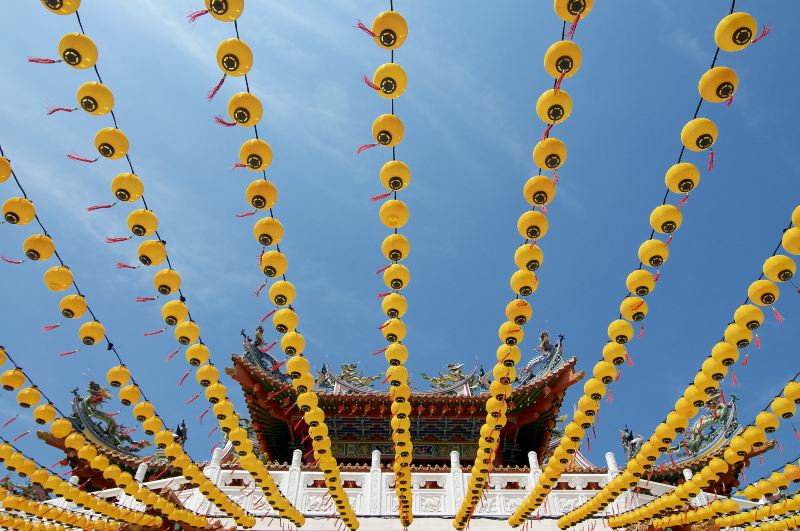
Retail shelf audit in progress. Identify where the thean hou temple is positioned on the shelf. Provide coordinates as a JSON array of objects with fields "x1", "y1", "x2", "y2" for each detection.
[{"x1": 2, "y1": 1, "x2": 800, "y2": 531}]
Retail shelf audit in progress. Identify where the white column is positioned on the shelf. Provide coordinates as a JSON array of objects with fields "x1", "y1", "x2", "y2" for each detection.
[
  {"x1": 528, "y1": 451, "x2": 541, "y2": 486},
  {"x1": 204, "y1": 447, "x2": 223, "y2": 485},
  {"x1": 285, "y1": 449, "x2": 303, "y2": 507},
  {"x1": 450, "y1": 450, "x2": 464, "y2": 513},
  {"x1": 366, "y1": 449, "x2": 382, "y2": 514},
  {"x1": 683, "y1": 468, "x2": 707, "y2": 507},
  {"x1": 605, "y1": 452, "x2": 620, "y2": 478},
  {"x1": 134, "y1": 463, "x2": 148, "y2": 482}
]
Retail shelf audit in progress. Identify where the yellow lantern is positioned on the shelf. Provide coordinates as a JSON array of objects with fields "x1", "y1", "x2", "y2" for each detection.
[
  {"x1": 783, "y1": 381, "x2": 800, "y2": 403},
  {"x1": 372, "y1": 114, "x2": 404, "y2": 147},
  {"x1": 227, "y1": 92, "x2": 262, "y2": 126},
  {"x1": 638, "y1": 239, "x2": 669, "y2": 267},
  {"x1": 196, "y1": 364, "x2": 219, "y2": 387},
  {"x1": 246, "y1": 179, "x2": 278, "y2": 209},
  {"x1": 665, "y1": 162, "x2": 700, "y2": 194},
  {"x1": 185, "y1": 344, "x2": 210, "y2": 367},
  {"x1": 782, "y1": 227, "x2": 800, "y2": 255},
  {"x1": 554, "y1": 0, "x2": 594, "y2": 22},
  {"x1": 517, "y1": 210, "x2": 549, "y2": 240},
  {"x1": 698, "y1": 67, "x2": 738, "y2": 103},
  {"x1": 681, "y1": 118, "x2": 717, "y2": 151},
  {"x1": 273, "y1": 307, "x2": 299, "y2": 333},
  {"x1": 77, "y1": 81, "x2": 114, "y2": 116},
  {"x1": 16, "y1": 386, "x2": 41, "y2": 408},
  {"x1": 137, "y1": 239, "x2": 166, "y2": 266},
  {"x1": 142, "y1": 416, "x2": 163, "y2": 436},
  {"x1": 78, "y1": 320, "x2": 105, "y2": 345},
  {"x1": 0, "y1": 156, "x2": 10, "y2": 183},
  {"x1": 40, "y1": 0, "x2": 81, "y2": 15},
  {"x1": 287, "y1": 356, "x2": 310, "y2": 380},
  {"x1": 373, "y1": 63, "x2": 407, "y2": 99},
  {"x1": 94, "y1": 128, "x2": 129, "y2": 160},
  {"x1": 711, "y1": 341, "x2": 739, "y2": 366},
  {"x1": 133, "y1": 401, "x2": 155, "y2": 422},
  {"x1": 747, "y1": 279, "x2": 779, "y2": 306},
  {"x1": 514, "y1": 243, "x2": 544, "y2": 272},
  {"x1": 755, "y1": 410, "x2": 780, "y2": 433},
  {"x1": 239, "y1": 139, "x2": 273, "y2": 171},
  {"x1": 119, "y1": 384, "x2": 141, "y2": 406},
  {"x1": 58, "y1": 33, "x2": 97, "y2": 69},
  {"x1": 384, "y1": 264, "x2": 410, "y2": 290},
  {"x1": 2, "y1": 197, "x2": 36, "y2": 225},
  {"x1": 523, "y1": 176, "x2": 557, "y2": 206},
  {"x1": 253, "y1": 217, "x2": 284, "y2": 246},
  {"x1": 701, "y1": 357, "x2": 726, "y2": 381},
  {"x1": 382, "y1": 233, "x2": 410, "y2": 262},
  {"x1": 22, "y1": 234, "x2": 55, "y2": 261},
  {"x1": 626, "y1": 269, "x2": 656, "y2": 296},
  {"x1": 505, "y1": 299, "x2": 532, "y2": 325},
  {"x1": 536, "y1": 89, "x2": 572, "y2": 125},
  {"x1": 205, "y1": 382, "x2": 227, "y2": 403},
  {"x1": 43, "y1": 266, "x2": 73, "y2": 292},
  {"x1": 370, "y1": 11, "x2": 408, "y2": 50},
  {"x1": 127, "y1": 209, "x2": 158, "y2": 237},
  {"x1": 593, "y1": 360, "x2": 616, "y2": 384},
  {"x1": 385, "y1": 343, "x2": 409, "y2": 366},
  {"x1": 380, "y1": 160, "x2": 411, "y2": 191},
  {"x1": 531, "y1": 141, "x2": 568, "y2": 178},
  {"x1": 510, "y1": 269, "x2": 538, "y2": 296},
  {"x1": 650, "y1": 204, "x2": 683, "y2": 234},
  {"x1": 381, "y1": 318, "x2": 406, "y2": 342},
  {"x1": 175, "y1": 320, "x2": 200, "y2": 345},
  {"x1": 260, "y1": 250, "x2": 288, "y2": 278},
  {"x1": 379, "y1": 199, "x2": 409, "y2": 229},
  {"x1": 216, "y1": 38, "x2": 253, "y2": 76},
  {"x1": 734, "y1": 304, "x2": 764, "y2": 330},
  {"x1": 723, "y1": 322, "x2": 751, "y2": 348},
  {"x1": 33, "y1": 403, "x2": 56, "y2": 425},
  {"x1": 763, "y1": 255, "x2": 796, "y2": 282},
  {"x1": 608, "y1": 319, "x2": 634, "y2": 344},
  {"x1": 50, "y1": 418, "x2": 73, "y2": 438},
  {"x1": 544, "y1": 40, "x2": 582, "y2": 79},
  {"x1": 715, "y1": 12, "x2": 758, "y2": 52},
  {"x1": 153, "y1": 268, "x2": 181, "y2": 295},
  {"x1": 620, "y1": 297, "x2": 648, "y2": 322},
  {"x1": 281, "y1": 331, "x2": 305, "y2": 355},
  {"x1": 602, "y1": 342, "x2": 627, "y2": 365},
  {"x1": 772, "y1": 397, "x2": 795, "y2": 419},
  {"x1": 269, "y1": 280, "x2": 295, "y2": 306}
]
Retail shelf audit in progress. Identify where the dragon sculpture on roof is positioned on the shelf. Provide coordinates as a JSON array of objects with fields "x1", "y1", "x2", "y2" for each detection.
[{"x1": 71, "y1": 381, "x2": 151, "y2": 454}]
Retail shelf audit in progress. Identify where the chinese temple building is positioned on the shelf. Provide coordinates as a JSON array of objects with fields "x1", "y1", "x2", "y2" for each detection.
[{"x1": 35, "y1": 333, "x2": 771, "y2": 529}]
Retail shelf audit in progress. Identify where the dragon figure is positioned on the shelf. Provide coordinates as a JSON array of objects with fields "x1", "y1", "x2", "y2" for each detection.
[
  {"x1": 316, "y1": 363, "x2": 380, "y2": 391},
  {"x1": 72, "y1": 381, "x2": 151, "y2": 453},
  {"x1": 669, "y1": 392, "x2": 738, "y2": 457},
  {"x1": 420, "y1": 363, "x2": 470, "y2": 389},
  {"x1": 519, "y1": 331, "x2": 565, "y2": 385}
]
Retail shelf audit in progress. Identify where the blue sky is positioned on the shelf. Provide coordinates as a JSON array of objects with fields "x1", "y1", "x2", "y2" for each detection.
[{"x1": 1, "y1": 0, "x2": 799, "y2": 490}]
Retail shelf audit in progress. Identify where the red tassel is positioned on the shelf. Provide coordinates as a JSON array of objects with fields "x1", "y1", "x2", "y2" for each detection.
[
  {"x1": 255, "y1": 282, "x2": 267, "y2": 297},
  {"x1": 614, "y1": 369, "x2": 622, "y2": 382},
  {"x1": 777, "y1": 439, "x2": 783, "y2": 455},
  {"x1": 0, "y1": 255, "x2": 24, "y2": 264},
  {"x1": 377, "y1": 322, "x2": 389, "y2": 330},
  {"x1": 164, "y1": 348, "x2": 180, "y2": 362},
  {"x1": 357, "y1": 143, "x2": 377, "y2": 154},
  {"x1": 541, "y1": 123, "x2": 553, "y2": 141},
  {"x1": 792, "y1": 423, "x2": 800, "y2": 441},
  {"x1": 707, "y1": 148, "x2": 714, "y2": 172},
  {"x1": 720, "y1": 389, "x2": 727, "y2": 404},
  {"x1": 12, "y1": 430, "x2": 31, "y2": 442},
  {"x1": 591, "y1": 425, "x2": 597, "y2": 439},
  {"x1": 235, "y1": 210, "x2": 256, "y2": 218},
  {"x1": 186, "y1": 9, "x2": 208, "y2": 22},
  {"x1": 214, "y1": 115, "x2": 237, "y2": 127},
  {"x1": 66, "y1": 152, "x2": 98, "y2": 163},
  {"x1": 740, "y1": 353, "x2": 749, "y2": 367},
  {"x1": 606, "y1": 391, "x2": 613, "y2": 404},
  {"x1": 541, "y1": 205, "x2": 548, "y2": 215},
  {"x1": 371, "y1": 346, "x2": 388, "y2": 355},
  {"x1": 207, "y1": 75, "x2": 226, "y2": 101},
  {"x1": 231, "y1": 162, "x2": 247, "y2": 170},
  {"x1": 355, "y1": 20, "x2": 377, "y2": 37},
  {"x1": 725, "y1": 95, "x2": 734, "y2": 107},
  {"x1": 259, "y1": 341, "x2": 278, "y2": 353},
  {"x1": 136, "y1": 296, "x2": 157, "y2": 303},
  {"x1": 773, "y1": 306, "x2": 785, "y2": 323},
  {"x1": 2, "y1": 415, "x2": 18, "y2": 428},
  {"x1": 755, "y1": 333, "x2": 761, "y2": 348},
  {"x1": 260, "y1": 308, "x2": 277, "y2": 323},
  {"x1": 731, "y1": 369, "x2": 739, "y2": 386},
  {"x1": 678, "y1": 194, "x2": 690, "y2": 208},
  {"x1": 185, "y1": 393, "x2": 201, "y2": 404},
  {"x1": 370, "y1": 192, "x2": 392, "y2": 201},
  {"x1": 362, "y1": 75, "x2": 380, "y2": 91},
  {"x1": 42, "y1": 323, "x2": 61, "y2": 332},
  {"x1": 375, "y1": 264, "x2": 391, "y2": 274},
  {"x1": 47, "y1": 106, "x2": 77, "y2": 115},
  {"x1": 105, "y1": 236, "x2": 131, "y2": 244},
  {"x1": 653, "y1": 271, "x2": 661, "y2": 282},
  {"x1": 58, "y1": 349, "x2": 79, "y2": 357},
  {"x1": 553, "y1": 169, "x2": 559, "y2": 185},
  {"x1": 208, "y1": 426, "x2": 218, "y2": 438},
  {"x1": 179, "y1": 371, "x2": 189, "y2": 386},
  {"x1": 554, "y1": 73, "x2": 565, "y2": 92},
  {"x1": 638, "y1": 324, "x2": 645, "y2": 338},
  {"x1": 669, "y1": 453, "x2": 676, "y2": 466},
  {"x1": 665, "y1": 235, "x2": 673, "y2": 247},
  {"x1": 143, "y1": 328, "x2": 165, "y2": 336},
  {"x1": 115, "y1": 262, "x2": 138, "y2": 269},
  {"x1": 759, "y1": 454, "x2": 764, "y2": 466},
  {"x1": 381, "y1": 375, "x2": 390, "y2": 385},
  {"x1": 586, "y1": 437, "x2": 591, "y2": 452},
  {"x1": 751, "y1": 24, "x2": 773, "y2": 44},
  {"x1": 565, "y1": 13, "x2": 581, "y2": 39},
  {"x1": 27, "y1": 57, "x2": 60, "y2": 64},
  {"x1": 626, "y1": 352, "x2": 634, "y2": 367},
  {"x1": 86, "y1": 202, "x2": 116, "y2": 211},
  {"x1": 377, "y1": 291, "x2": 392, "y2": 298},
  {"x1": 270, "y1": 359, "x2": 287, "y2": 372},
  {"x1": 199, "y1": 408, "x2": 209, "y2": 423}
]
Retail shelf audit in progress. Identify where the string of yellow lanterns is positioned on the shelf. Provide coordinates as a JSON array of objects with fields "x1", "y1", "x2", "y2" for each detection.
[
  {"x1": 511, "y1": 6, "x2": 774, "y2": 526},
  {"x1": 716, "y1": 492, "x2": 800, "y2": 531},
  {"x1": 27, "y1": 0, "x2": 307, "y2": 525},
  {"x1": 187, "y1": 0, "x2": 356, "y2": 526},
  {"x1": 607, "y1": 376, "x2": 800, "y2": 529},
  {"x1": 0, "y1": 435, "x2": 155, "y2": 529},
  {"x1": 449, "y1": 0, "x2": 595, "y2": 527},
  {"x1": 356, "y1": 3, "x2": 414, "y2": 525},
  {"x1": 556, "y1": 203, "x2": 799, "y2": 528},
  {"x1": 0, "y1": 144, "x2": 219, "y2": 527}
]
